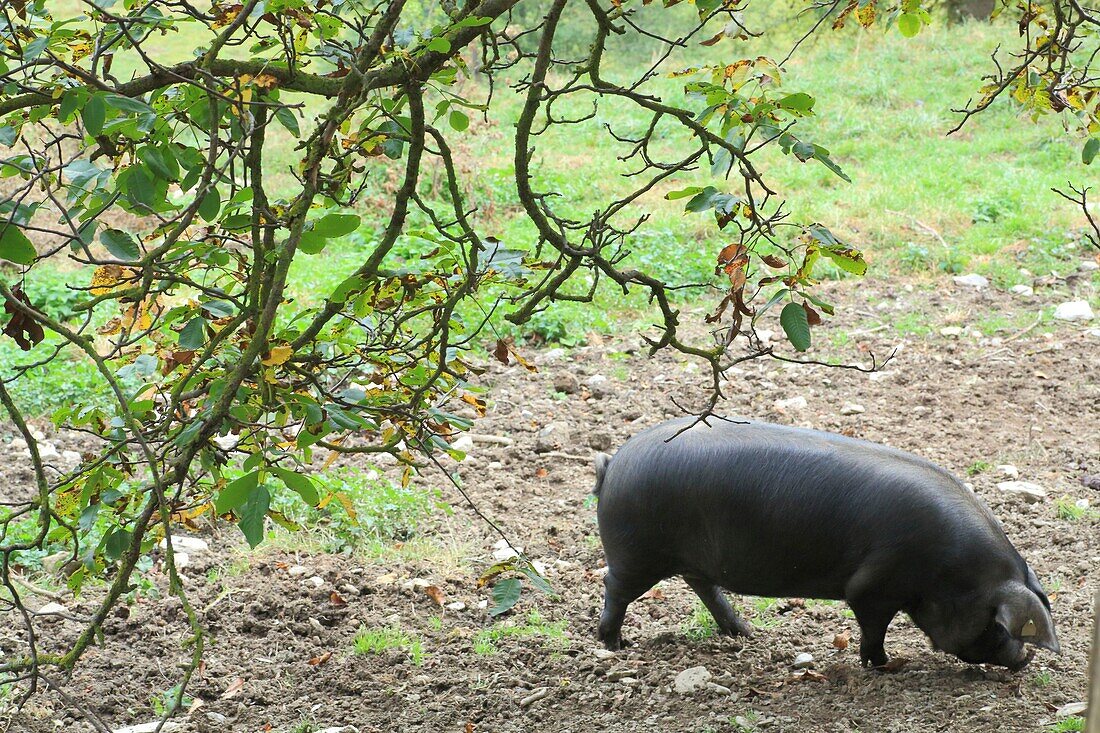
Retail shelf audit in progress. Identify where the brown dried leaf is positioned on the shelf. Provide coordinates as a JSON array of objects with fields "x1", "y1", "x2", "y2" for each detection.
[
  {"x1": 425, "y1": 585, "x2": 446, "y2": 607},
  {"x1": 802, "y1": 302, "x2": 822, "y2": 326},
  {"x1": 761, "y1": 254, "x2": 787, "y2": 268},
  {"x1": 221, "y1": 677, "x2": 245, "y2": 699},
  {"x1": 832, "y1": 629, "x2": 852, "y2": 650},
  {"x1": 307, "y1": 651, "x2": 332, "y2": 667},
  {"x1": 493, "y1": 339, "x2": 510, "y2": 365},
  {"x1": 2, "y1": 286, "x2": 45, "y2": 351},
  {"x1": 641, "y1": 588, "x2": 665, "y2": 600},
  {"x1": 329, "y1": 591, "x2": 347, "y2": 606},
  {"x1": 535, "y1": 467, "x2": 549, "y2": 478},
  {"x1": 460, "y1": 393, "x2": 487, "y2": 417}
]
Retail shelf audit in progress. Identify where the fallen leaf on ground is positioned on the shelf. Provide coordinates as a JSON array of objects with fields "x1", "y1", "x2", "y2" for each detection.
[
  {"x1": 833, "y1": 629, "x2": 851, "y2": 650},
  {"x1": 221, "y1": 678, "x2": 245, "y2": 699},
  {"x1": 425, "y1": 585, "x2": 446, "y2": 606},
  {"x1": 307, "y1": 651, "x2": 332, "y2": 667}
]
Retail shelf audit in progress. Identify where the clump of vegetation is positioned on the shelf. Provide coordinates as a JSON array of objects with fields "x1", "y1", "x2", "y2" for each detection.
[
  {"x1": 1054, "y1": 497, "x2": 1097, "y2": 522},
  {"x1": 352, "y1": 626, "x2": 425, "y2": 666},
  {"x1": 683, "y1": 599, "x2": 719, "y2": 641},
  {"x1": 1046, "y1": 717, "x2": 1084, "y2": 733},
  {"x1": 473, "y1": 609, "x2": 568, "y2": 656}
]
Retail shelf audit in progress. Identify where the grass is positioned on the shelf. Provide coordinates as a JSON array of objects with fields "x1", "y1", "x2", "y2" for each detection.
[
  {"x1": 352, "y1": 625, "x2": 425, "y2": 665},
  {"x1": 1054, "y1": 497, "x2": 1097, "y2": 522},
  {"x1": 472, "y1": 608, "x2": 569, "y2": 656},
  {"x1": 1047, "y1": 718, "x2": 1084, "y2": 733},
  {"x1": 683, "y1": 599, "x2": 719, "y2": 641}
]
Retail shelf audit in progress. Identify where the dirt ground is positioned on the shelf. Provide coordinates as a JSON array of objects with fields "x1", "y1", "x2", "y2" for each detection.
[{"x1": 2, "y1": 272, "x2": 1098, "y2": 733}]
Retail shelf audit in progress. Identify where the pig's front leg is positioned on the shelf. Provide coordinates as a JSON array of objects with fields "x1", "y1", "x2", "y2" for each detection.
[{"x1": 849, "y1": 596, "x2": 899, "y2": 668}]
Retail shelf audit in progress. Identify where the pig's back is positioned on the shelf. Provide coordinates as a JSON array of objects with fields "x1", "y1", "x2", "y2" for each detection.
[{"x1": 596, "y1": 418, "x2": 1009, "y2": 599}]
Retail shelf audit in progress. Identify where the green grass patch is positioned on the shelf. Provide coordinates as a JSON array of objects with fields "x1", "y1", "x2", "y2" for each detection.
[
  {"x1": 473, "y1": 608, "x2": 568, "y2": 656},
  {"x1": 352, "y1": 625, "x2": 425, "y2": 665},
  {"x1": 683, "y1": 599, "x2": 719, "y2": 641}
]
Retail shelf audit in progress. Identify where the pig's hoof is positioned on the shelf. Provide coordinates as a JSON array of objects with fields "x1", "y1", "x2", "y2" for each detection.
[
  {"x1": 720, "y1": 618, "x2": 754, "y2": 638},
  {"x1": 860, "y1": 651, "x2": 889, "y2": 669}
]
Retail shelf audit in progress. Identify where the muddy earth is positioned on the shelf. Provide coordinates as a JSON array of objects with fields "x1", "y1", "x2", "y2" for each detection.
[{"x1": 2, "y1": 274, "x2": 1098, "y2": 733}]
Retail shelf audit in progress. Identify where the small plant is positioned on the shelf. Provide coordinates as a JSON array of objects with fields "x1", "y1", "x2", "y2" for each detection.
[
  {"x1": 1054, "y1": 497, "x2": 1096, "y2": 521},
  {"x1": 730, "y1": 711, "x2": 761, "y2": 732},
  {"x1": 473, "y1": 608, "x2": 568, "y2": 655},
  {"x1": 1033, "y1": 671, "x2": 1052, "y2": 686},
  {"x1": 967, "y1": 461, "x2": 991, "y2": 476},
  {"x1": 1047, "y1": 717, "x2": 1084, "y2": 733},
  {"x1": 749, "y1": 597, "x2": 782, "y2": 629},
  {"x1": 151, "y1": 683, "x2": 192, "y2": 718},
  {"x1": 352, "y1": 626, "x2": 425, "y2": 665},
  {"x1": 683, "y1": 600, "x2": 718, "y2": 641}
]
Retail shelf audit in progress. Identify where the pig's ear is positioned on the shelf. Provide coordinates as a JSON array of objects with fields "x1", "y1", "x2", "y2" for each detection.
[{"x1": 995, "y1": 582, "x2": 1060, "y2": 653}]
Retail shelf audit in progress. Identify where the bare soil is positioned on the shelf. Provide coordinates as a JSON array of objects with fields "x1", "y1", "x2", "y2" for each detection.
[{"x1": 3, "y1": 274, "x2": 1099, "y2": 733}]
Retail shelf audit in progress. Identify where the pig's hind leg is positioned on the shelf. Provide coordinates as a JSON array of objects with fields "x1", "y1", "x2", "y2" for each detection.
[
  {"x1": 598, "y1": 570, "x2": 661, "y2": 651},
  {"x1": 684, "y1": 577, "x2": 754, "y2": 638}
]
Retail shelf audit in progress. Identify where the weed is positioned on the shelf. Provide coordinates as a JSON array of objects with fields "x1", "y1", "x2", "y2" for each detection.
[
  {"x1": 151, "y1": 683, "x2": 192, "y2": 718},
  {"x1": 1033, "y1": 671, "x2": 1052, "y2": 686},
  {"x1": 748, "y1": 597, "x2": 782, "y2": 629},
  {"x1": 473, "y1": 608, "x2": 568, "y2": 655},
  {"x1": 967, "y1": 461, "x2": 991, "y2": 476},
  {"x1": 730, "y1": 711, "x2": 761, "y2": 732},
  {"x1": 683, "y1": 600, "x2": 719, "y2": 641},
  {"x1": 352, "y1": 626, "x2": 425, "y2": 665},
  {"x1": 1046, "y1": 718, "x2": 1084, "y2": 733},
  {"x1": 1054, "y1": 497, "x2": 1096, "y2": 521}
]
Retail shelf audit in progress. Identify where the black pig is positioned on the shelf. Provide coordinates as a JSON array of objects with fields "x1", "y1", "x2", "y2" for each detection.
[{"x1": 593, "y1": 418, "x2": 1059, "y2": 670}]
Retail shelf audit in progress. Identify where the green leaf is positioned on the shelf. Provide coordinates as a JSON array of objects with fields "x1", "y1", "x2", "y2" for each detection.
[
  {"x1": 104, "y1": 94, "x2": 154, "y2": 115},
  {"x1": 59, "y1": 89, "x2": 85, "y2": 123},
  {"x1": 238, "y1": 484, "x2": 270, "y2": 548},
  {"x1": 0, "y1": 223, "x2": 36, "y2": 265},
  {"x1": 664, "y1": 186, "x2": 704, "y2": 201},
  {"x1": 777, "y1": 92, "x2": 815, "y2": 113},
  {"x1": 780, "y1": 301, "x2": 811, "y2": 352},
  {"x1": 104, "y1": 528, "x2": 132, "y2": 562},
  {"x1": 313, "y1": 213, "x2": 360, "y2": 238},
  {"x1": 198, "y1": 188, "x2": 221, "y2": 222},
  {"x1": 214, "y1": 470, "x2": 259, "y2": 514},
  {"x1": 178, "y1": 317, "x2": 206, "y2": 349},
  {"x1": 488, "y1": 578, "x2": 522, "y2": 616},
  {"x1": 274, "y1": 106, "x2": 300, "y2": 137},
  {"x1": 448, "y1": 109, "x2": 469, "y2": 131},
  {"x1": 519, "y1": 564, "x2": 554, "y2": 596},
  {"x1": 138, "y1": 146, "x2": 177, "y2": 181},
  {"x1": 818, "y1": 245, "x2": 868, "y2": 275},
  {"x1": 897, "y1": 12, "x2": 921, "y2": 37},
  {"x1": 427, "y1": 36, "x2": 452, "y2": 53},
  {"x1": 1083, "y1": 137, "x2": 1099, "y2": 165},
  {"x1": 271, "y1": 466, "x2": 320, "y2": 506},
  {"x1": 100, "y1": 229, "x2": 140, "y2": 261},
  {"x1": 0, "y1": 125, "x2": 16, "y2": 147},
  {"x1": 81, "y1": 95, "x2": 106, "y2": 136}
]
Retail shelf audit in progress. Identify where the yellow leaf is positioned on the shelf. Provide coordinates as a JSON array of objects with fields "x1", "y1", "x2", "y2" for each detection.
[
  {"x1": 90, "y1": 264, "x2": 125, "y2": 295},
  {"x1": 855, "y1": 2, "x2": 876, "y2": 27},
  {"x1": 262, "y1": 344, "x2": 293, "y2": 366}
]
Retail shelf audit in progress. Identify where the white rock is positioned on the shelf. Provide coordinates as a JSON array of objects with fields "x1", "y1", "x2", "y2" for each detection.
[
  {"x1": 1054, "y1": 702, "x2": 1087, "y2": 718},
  {"x1": 451, "y1": 435, "x2": 475, "y2": 452},
  {"x1": 792, "y1": 652, "x2": 815, "y2": 669},
  {"x1": 172, "y1": 552, "x2": 190, "y2": 569},
  {"x1": 41, "y1": 551, "x2": 70, "y2": 575},
  {"x1": 707, "y1": 682, "x2": 733, "y2": 695},
  {"x1": 840, "y1": 403, "x2": 865, "y2": 416},
  {"x1": 37, "y1": 602, "x2": 67, "y2": 615},
  {"x1": 37, "y1": 443, "x2": 60, "y2": 460},
  {"x1": 593, "y1": 648, "x2": 616, "y2": 660},
  {"x1": 159, "y1": 536, "x2": 209, "y2": 554},
  {"x1": 996, "y1": 481, "x2": 1047, "y2": 503},
  {"x1": 477, "y1": 599, "x2": 488, "y2": 609},
  {"x1": 1075, "y1": 499, "x2": 1090, "y2": 509},
  {"x1": 585, "y1": 374, "x2": 608, "y2": 388},
  {"x1": 1053, "y1": 300, "x2": 1094, "y2": 322},
  {"x1": 314, "y1": 727, "x2": 359, "y2": 733},
  {"x1": 113, "y1": 724, "x2": 184, "y2": 733},
  {"x1": 60, "y1": 450, "x2": 82, "y2": 465},
  {"x1": 10, "y1": 437, "x2": 27, "y2": 450},
  {"x1": 401, "y1": 578, "x2": 431, "y2": 591},
  {"x1": 492, "y1": 545, "x2": 521, "y2": 562},
  {"x1": 673, "y1": 666, "x2": 712, "y2": 694},
  {"x1": 755, "y1": 328, "x2": 775, "y2": 346},
  {"x1": 1079, "y1": 260, "x2": 1099, "y2": 272},
  {"x1": 488, "y1": 461, "x2": 503, "y2": 469},
  {"x1": 535, "y1": 422, "x2": 571, "y2": 453},
  {"x1": 939, "y1": 326, "x2": 963, "y2": 337},
  {"x1": 307, "y1": 576, "x2": 324, "y2": 588},
  {"x1": 953, "y1": 273, "x2": 989, "y2": 289},
  {"x1": 445, "y1": 601, "x2": 466, "y2": 611},
  {"x1": 287, "y1": 565, "x2": 311, "y2": 577},
  {"x1": 996, "y1": 464, "x2": 1019, "y2": 479},
  {"x1": 1009, "y1": 284, "x2": 1034, "y2": 296},
  {"x1": 29, "y1": 429, "x2": 46, "y2": 441},
  {"x1": 773, "y1": 396, "x2": 808, "y2": 411},
  {"x1": 1088, "y1": 329, "x2": 1100, "y2": 339},
  {"x1": 538, "y1": 348, "x2": 567, "y2": 364}
]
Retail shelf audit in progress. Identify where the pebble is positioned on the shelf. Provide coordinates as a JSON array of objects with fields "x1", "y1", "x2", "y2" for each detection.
[
  {"x1": 446, "y1": 601, "x2": 466, "y2": 611},
  {"x1": 492, "y1": 539, "x2": 523, "y2": 562},
  {"x1": 939, "y1": 326, "x2": 963, "y2": 337},
  {"x1": 773, "y1": 396, "x2": 808, "y2": 411},
  {"x1": 1054, "y1": 702, "x2": 1087, "y2": 718},
  {"x1": 173, "y1": 552, "x2": 190, "y2": 569},
  {"x1": 287, "y1": 565, "x2": 311, "y2": 577},
  {"x1": 996, "y1": 481, "x2": 1047, "y2": 503},
  {"x1": 535, "y1": 422, "x2": 571, "y2": 453},
  {"x1": 707, "y1": 682, "x2": 733, "y2": 695},
  {"x1": 593, "y1": 648, "x2": 616, "y2": 660},
  {"x1": 840, "y1": 403, "x2": 865, "y2": 416},
  {"x1": 673, "y1": 665, "x2": 712, "y2": 694},
  {"x1": 792, "y1": 652, "x2": 815, "y2": 669},
  {"x1": 159, "y1": 536, "x2": 210, "y2": 554},
  {"x1": 1009, "y1": 284, "x2": 1034, "y2": 296},
  {"x1": 315, "y1": 727, "x2": 360, "y2": 733},
  {"x1": 585, "y1": 374, "x2": 612, "y2": 398},
  {"x1": 451, "y1": 435, "x2": 474, "y2": 452},
  {"x1": 37, "y1": 602, "x2": 68, "y2": 616},
  {"x1": 953, "y1": 273, "x2": 989, "y2": 289},
  {"x1": 588, "y1": 432, "x2": 613, "y2": 451},
  {"x1": 61, "y1": 450, "x2": 82, "y2": 465},
  {"x1": 553, "y1": 374, "x2": 579, "y2": 394},
  {"x1": 1080, "y1": 260, "x2": 1099, "y2": 271},
  {"x1": 996, "y1": 464, "x2": 1020, "y2": 479},
  {"x1": 1052, "y1": 300, "x2": 1094, "y2": 322},
  {"x1": 307, "y1": 576, "x2": 325, "y2": 588}
]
